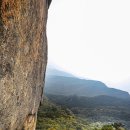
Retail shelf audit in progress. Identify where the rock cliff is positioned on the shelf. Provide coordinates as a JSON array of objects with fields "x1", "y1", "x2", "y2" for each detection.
[{"x1": 0, "y1": 0, "x2": 49, "y2": 129}]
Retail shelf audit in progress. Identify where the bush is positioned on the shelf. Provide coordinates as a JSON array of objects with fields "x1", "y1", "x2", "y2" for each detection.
[
  {"x1": 112, "y1": 123, "x2": 124, "y2": 129},
  {"x1": 101, "y1": 125, "x2": 114, "y2": 130}
]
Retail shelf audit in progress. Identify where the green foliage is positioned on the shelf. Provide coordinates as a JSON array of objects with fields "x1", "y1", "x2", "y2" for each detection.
[
  {"x1": 112, "y1": 123, "x2": 125, "y2": 130},
  {"x1": 101, "y1": 125, "x2": 114, "y2": 130},
  {"x1": 100, "y1": 124, "x2": 126, "y2": 130},
  {"x1": 36, "y1": 97, "x2": 83, "y2": 130}
]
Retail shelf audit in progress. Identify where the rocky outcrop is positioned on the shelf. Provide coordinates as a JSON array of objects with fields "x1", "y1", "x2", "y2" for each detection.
[{"x1": 0, "y1": 0, "x2": 49, "y2": 129}]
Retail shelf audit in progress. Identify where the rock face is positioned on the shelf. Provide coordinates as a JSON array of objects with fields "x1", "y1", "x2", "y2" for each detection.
[{"x1": 0, "y1": 0, "x2": 49, "y2": 129}]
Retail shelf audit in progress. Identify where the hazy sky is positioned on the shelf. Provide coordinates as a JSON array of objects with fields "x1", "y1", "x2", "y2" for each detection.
[{"x1": 47, "y1": 0, "x2": 130, "y2": 92}]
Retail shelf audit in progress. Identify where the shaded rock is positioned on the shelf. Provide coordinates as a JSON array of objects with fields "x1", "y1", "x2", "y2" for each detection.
[
  {"x1": 0, "y1": 0, "x2": 49, "y2": 129},
  {"x1": 47, "y1": 0, "x2": 52, "y2": 8}
]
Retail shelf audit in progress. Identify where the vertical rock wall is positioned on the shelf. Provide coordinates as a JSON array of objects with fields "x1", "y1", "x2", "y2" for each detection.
[{"x1": 0, "y1": 0, "x2": 48, "y2": 129}]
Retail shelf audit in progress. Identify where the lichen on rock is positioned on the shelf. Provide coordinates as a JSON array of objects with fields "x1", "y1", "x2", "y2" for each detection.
[{"x1": 0, "y1": 0, "x2": 49, "y2": 129}]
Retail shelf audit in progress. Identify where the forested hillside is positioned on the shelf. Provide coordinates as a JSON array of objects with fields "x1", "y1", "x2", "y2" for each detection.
[{"x1": 36, "y1": 97, "x2": 126, "y2": 130}]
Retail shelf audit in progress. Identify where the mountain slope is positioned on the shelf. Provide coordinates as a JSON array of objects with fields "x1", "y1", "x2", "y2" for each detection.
[
  {"x1": 37, "y1": 96, "x2": 126, "y2": 130},
  {"x1": 36, "y1": 96, "x2": 90, "y2": 130},
  {"x1": 46, "y1": 94, "x2": 130, "y2": 129},
  {"x1": 46, "y1": 94, "x2": 130, "y2": 108},
  {"x1": 45, "y1": 75, "x2": 130, "y2": 99}
]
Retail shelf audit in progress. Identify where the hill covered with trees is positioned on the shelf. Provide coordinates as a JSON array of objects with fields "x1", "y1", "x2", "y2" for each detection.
[{"x1": 36, "y1": 97, "x2": 126, "y2": 130}]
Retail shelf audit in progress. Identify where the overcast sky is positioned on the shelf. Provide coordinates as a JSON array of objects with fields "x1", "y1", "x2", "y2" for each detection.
[{"x1": 47, "y1": 0, "x2": 130, "y2": 92}]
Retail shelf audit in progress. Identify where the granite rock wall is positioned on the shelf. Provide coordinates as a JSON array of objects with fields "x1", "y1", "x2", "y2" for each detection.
[{"x1": 0, "y1": 0, "x2": 49, "y2": 129}]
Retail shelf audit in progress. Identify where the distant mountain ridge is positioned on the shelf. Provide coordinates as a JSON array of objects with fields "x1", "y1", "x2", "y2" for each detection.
[{"x1": 45, "y1": 68, "x2": 130, "y2": 99}]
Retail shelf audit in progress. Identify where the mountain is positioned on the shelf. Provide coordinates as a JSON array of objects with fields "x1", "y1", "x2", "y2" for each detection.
[
  {"x1": 44, "y1": 68, "x2": 130, "y2": 129},
  {"x1": 45, "y1": 68, "x2": 130, "y2": 99},
  {"x1": 46, "y1": 94, "x2": 130, "y2": 108}
]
